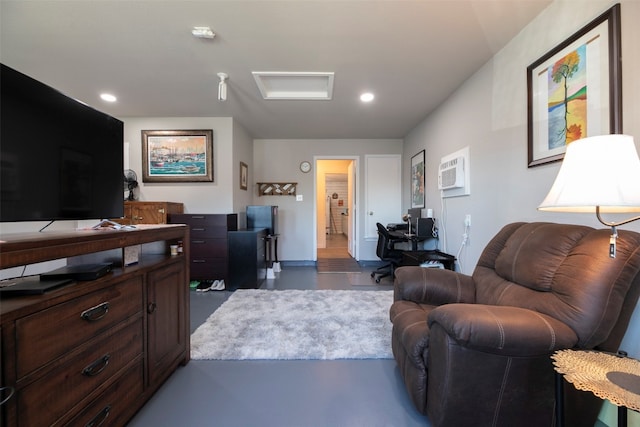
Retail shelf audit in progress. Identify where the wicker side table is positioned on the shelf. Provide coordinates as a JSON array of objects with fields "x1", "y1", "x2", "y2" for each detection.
[{"x1": 552, "y1": 350, "x2": 640, "y2": 427}]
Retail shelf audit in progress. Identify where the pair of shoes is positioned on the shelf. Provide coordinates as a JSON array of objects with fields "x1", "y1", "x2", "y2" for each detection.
[
  {"x1": 209, "y1": 280, "x2": 225, "y2": 291},
  {"x1": 195, "y1": 281, "x2": 212, "y2": 292}
]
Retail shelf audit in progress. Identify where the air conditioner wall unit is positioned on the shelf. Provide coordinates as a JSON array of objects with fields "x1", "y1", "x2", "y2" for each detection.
[{"x1": 438, "y1": 156, "x2": 465, "y2": 190}]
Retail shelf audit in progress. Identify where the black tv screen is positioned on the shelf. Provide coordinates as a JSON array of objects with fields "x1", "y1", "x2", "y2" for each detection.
[{"x1": 1, "y1": 64, "x2": 124, "y2": 222}]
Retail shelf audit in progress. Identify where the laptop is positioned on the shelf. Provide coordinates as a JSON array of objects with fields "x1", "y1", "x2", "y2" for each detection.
[
  {"x1": 0, "y1": 278, "x2": 73, "y2": 296},
  {"x1": 40, "y1": 262, "x2": 113, "y2": 281}
]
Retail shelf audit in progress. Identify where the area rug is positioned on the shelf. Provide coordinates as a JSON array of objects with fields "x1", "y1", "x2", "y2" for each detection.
[
  {"x1": 190, "y1": 289, "x2": 393, "y2": 360},
  {"x1": 317, "y1": 257, "x2": 362, "y2": 273}
]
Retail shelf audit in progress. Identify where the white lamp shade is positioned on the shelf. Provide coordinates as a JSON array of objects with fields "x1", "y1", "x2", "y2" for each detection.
[{"x1": 538, "y1": 134, "x2": 640, "y2": 213}]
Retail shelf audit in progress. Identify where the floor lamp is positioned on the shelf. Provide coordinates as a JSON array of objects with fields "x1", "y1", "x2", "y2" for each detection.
[{"x1": 538, "y1": 134, "x2": 640, "y2": 258}]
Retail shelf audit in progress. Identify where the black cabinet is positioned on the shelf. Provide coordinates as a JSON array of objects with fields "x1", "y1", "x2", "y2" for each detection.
[{"x1": 228, "y1": 229, "x2": 267, "y2": 290}]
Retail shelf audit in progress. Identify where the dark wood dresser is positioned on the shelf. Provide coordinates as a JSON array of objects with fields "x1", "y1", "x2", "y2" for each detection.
[
  {"x1": 169, "y1": 213, "x2": 238, "y2": 282},
  {"x1": 0, "y1": 225, "x2": 190, "y2": 426}
]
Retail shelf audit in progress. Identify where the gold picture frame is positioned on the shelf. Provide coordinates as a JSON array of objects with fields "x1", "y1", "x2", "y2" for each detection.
[{"x1": 142, "y1": 129, "x2": 213, "y2": 182}]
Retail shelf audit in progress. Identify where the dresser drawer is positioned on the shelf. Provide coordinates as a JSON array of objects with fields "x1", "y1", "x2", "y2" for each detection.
[
  {"x1": 169, "y1": 213, "x2": 237, "y2": 237},
  {"x1": 67, "y1": 360, "x2": 144, "y2": 427},
  {"x1": 18, "y1": 318, "x2": 143, "y2": 427},
  {"x1": 188, "y1": 225, "x2": 228, "y2": 239},
  {"x1": 15, "y1": 276, "x2": 143, "y2": 378},
  {"x1": 170, "y1": 213, "x2": 236, "y2": 227},
  {"x1": 190, "y1": 258, "x2": 227, "y2": 278},
  {"x1": 190, "y1": 238, "x2": 228, "y2": 258}
]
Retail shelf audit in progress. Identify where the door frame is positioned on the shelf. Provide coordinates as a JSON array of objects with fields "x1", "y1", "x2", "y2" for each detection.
[{"x1": 313, "y1": 155, "x2": 359, "y2": 261}]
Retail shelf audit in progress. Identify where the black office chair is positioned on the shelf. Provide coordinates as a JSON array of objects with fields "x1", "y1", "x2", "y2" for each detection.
[{"x1": 371, "y1": 222, "x2": 404, "y2": 283}]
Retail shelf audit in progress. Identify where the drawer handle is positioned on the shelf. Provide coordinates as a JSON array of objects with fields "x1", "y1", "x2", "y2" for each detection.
[
  {"x1": 82, "y1": 354, "x2": 111, "y2": 377},
  {"x1": 0, "y1": 387, "x2": 15, "y2": 406},
  {"x1": 192, "y1": 240, "x2": 206, "y2": 244},
  {"x1": 192, "y1": 227, "x2": 206, "y2": 231},
  {"x1": 81, "y1": 302, "x2": 110, "y2": 322},
  {"x1": 191, "y1": 215, "x2": 205, "y2": 219},
  {"x1": 147, "y1": 302, "x2": 157, "y2": 314},
  {"x1": 85, "y1": 404, "x2": 111, "y2": 427},
  {"x1": 193, "y1": 259, "x2": 206, "y2": 263}
]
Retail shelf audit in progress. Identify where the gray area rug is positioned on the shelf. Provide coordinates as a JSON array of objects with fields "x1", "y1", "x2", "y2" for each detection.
[{"x1": 191, "y1": 289, "x2": 393, "y2": 360}]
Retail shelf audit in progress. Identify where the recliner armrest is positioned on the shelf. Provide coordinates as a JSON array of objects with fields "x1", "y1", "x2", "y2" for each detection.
[
  {"x1": 428, "y1": 304, "x2": 578, "y2": 357},
  {"x1": 394, "y1": 266, "x2": 475, "y2": 305}
]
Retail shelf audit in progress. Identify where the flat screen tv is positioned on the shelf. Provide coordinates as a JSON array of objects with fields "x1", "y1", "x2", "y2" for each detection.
[{"x1": 1, "y1": 64, "x2": 124, "y2": 223}]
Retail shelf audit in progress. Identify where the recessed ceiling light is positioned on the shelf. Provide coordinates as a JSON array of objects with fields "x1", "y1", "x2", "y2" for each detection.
[
  {"x1": 100, "y1": 93, "x2": 117, "y2": 102},
  {"x1": 192, "y1": 26, "x2": 215, "y2": 39},
  {"x1": 360, "y1": 92, "x2": 374, "y2": 102}
]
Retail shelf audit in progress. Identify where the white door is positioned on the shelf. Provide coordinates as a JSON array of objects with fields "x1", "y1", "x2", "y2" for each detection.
[{"x1": 365, "y1": 155, "x2": 402, "y2": 239}]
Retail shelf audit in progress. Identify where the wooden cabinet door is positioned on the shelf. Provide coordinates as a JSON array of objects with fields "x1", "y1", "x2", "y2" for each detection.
[
  {"x1": 146, "y1": 261, "x2": 187, "y2": 387},
  {"x1": 132, "y1": 203, "x2": 165, "y2": 224}
]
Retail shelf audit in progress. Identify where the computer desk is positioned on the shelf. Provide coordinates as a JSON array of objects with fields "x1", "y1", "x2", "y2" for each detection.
[
  {"x1": 388, "y1": 230, "x2": 430, "y2": 251},
  {"x1": 387, "y1": 226, "x2": 456, "y2": 271}
]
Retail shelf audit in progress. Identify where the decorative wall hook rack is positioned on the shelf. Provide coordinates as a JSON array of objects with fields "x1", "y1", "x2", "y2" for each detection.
[{"x1": 257, "y1": 182, "x2": 297, "y2": 196}]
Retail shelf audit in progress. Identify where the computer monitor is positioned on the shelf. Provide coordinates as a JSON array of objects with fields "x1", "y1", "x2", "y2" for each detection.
[{"x1": 416, "y1": 218, "x2": 436, "y2": 238}]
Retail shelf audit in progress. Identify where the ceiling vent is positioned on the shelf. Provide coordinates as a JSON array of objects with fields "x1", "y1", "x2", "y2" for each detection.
[{"x1": 252, "y1": 72, "x2": 334, "y2": 100}]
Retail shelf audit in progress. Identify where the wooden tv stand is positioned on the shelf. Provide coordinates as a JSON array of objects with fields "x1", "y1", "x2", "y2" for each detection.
[{"x1": 0, "y1": 224, "x2": 190, "y2": 426}]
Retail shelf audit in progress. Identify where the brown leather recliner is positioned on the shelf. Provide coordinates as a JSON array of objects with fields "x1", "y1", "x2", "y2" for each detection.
[{"x1": 390, "y1": 222, "x2": 640, "y2": 427}]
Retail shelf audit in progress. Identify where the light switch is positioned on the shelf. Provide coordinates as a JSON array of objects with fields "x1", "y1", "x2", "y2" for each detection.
[{"x1": 296, "y1": 195, "x2": 303, "y2": 201}]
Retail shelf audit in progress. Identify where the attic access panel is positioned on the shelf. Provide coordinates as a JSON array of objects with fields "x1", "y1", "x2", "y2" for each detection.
[{"x1": 252, "y1": 72, "x2": 334, "y2": 100}]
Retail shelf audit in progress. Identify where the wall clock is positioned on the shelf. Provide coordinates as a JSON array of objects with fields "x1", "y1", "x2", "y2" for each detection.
[{"x1": 300, "y1": 161, "x2": 311, "y2": 173}]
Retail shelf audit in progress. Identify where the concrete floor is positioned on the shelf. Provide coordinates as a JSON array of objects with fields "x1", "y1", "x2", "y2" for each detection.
[{"x1": 127, "y1": 264, "x2": 430, "y2": 427}]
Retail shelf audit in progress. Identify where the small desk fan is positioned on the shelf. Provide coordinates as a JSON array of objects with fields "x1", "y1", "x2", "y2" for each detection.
[{"x1": 124, "y1": 169, "x2": 138, "y2": 201}]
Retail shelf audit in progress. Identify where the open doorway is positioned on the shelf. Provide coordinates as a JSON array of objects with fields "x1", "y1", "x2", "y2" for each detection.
[
  {"x1": 320, "y1": 172, "x2": 349, "y2": 258},
  {"x1": 315, "y1": 158, "x2": 357, "y2": 262}
]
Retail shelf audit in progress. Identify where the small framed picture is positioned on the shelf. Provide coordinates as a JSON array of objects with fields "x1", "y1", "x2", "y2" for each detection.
[
  {"x1": 411, "y1": 150, "x2": 425, "y2": 208},
  {"x1": 240, "y1": 162, "x2": 248, "y2": 190},
  {"x1": 142, "y1": 129, "x2": 214, "y2": 182}
]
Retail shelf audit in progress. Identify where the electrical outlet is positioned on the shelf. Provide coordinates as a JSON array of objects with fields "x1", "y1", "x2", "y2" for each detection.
[{"x1": 465, "y1": 214, "x2": 471, "y2": 227}]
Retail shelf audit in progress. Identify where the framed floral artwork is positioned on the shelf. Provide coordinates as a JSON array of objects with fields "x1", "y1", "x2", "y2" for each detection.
[{"x1": 526, "y1": 4, "x2": 621, "y2": 167}]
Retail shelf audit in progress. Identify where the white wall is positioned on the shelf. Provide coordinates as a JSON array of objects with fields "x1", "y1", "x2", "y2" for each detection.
[
  {"x1": 403, "y1": 1, "x2": 640, "y2": 425},
  {"x1": 232, "y1": 119, "x2": 255, "y2": 227},
  {"x1": 123, "y1": 117, "x2": 236, "y2": 213},
  {"x1": 253, "y1": 139, "x2": 402, "y2": 261}
]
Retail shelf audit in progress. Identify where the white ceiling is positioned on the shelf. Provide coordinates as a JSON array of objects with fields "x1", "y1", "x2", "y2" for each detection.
[{"x1": 0, "y1": 0, "x2": 551, "y2": 139}]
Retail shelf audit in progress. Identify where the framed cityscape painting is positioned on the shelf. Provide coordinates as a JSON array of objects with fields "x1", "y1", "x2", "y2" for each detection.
[
  {"x1": 142, "y1": 129, "x2": 213, "y2": 182},
  {"x1": 526, "y1": 4, "x2": 621, "y2": 167}
]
